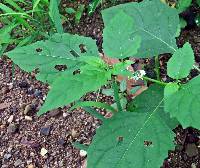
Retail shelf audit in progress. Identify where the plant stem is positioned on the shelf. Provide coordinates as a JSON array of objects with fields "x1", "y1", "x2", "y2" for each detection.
[
  {"x1": 193, "y1": 65, "x2": 200, "y2": 72},
  {"x1": 112, "y1": 80, "x2": 123, "y2": 112},
  {"x1": 143, "y1": 76, "x2": 167, "y2": 86},
  {"x1": 154, "y1": 56, "x2": 160, "y2": 80}
]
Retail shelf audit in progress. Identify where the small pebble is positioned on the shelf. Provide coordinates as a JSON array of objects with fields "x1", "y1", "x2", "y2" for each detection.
[
  {"x1": 185, "y1": 143, "x2": 198, "y2": 157},
  {"x1": 71, "y1": 129, "x2": 78, "y2": 138},
  {"x1": 58, "y1": 139, "x2": 66, "y2": 146},
  {"x1": 10, "y1": 106, "x2": 17, "y2": 113},
  {"x1": 80, "y1": 150, "x2": 87, "y2": 157},
  {"x1": 43, "y1": 95, "x2": 47, "y2": 101},
  {"x1": 25, "y1": 116, "x2": 33, "y2": 121},
  {"x1": 14, "y1": 159, "x2": 22, "y2": 167},
  {"x1": 4, "y1": 153, "x2": 12, "y2": 159},
  {"x1": 27, "y1": 87, "x2": 35, "y2": 94},
  {"x1": 7, "y1": 146, "x2": 12, "y2": 153},
  {"x1": 8, "y1": 83, "x2": 13, "y2": 90},
  {"x1": 30, "y1": 152, "x2": 35, "y2": 157},
  {"x1": 2, "y1": 86, "x2": 9, "y2": 94},
  {"x1": 40, "y1": 148, "x2": 48, "y2": 156},
  {"x1": 40, "y1": 126, "x2": 51, "y2": 136},
  {"x1": 7, "y1": 115, "x2": 14, "y2": 123},
  {"x1": 34, "y1": 89, "x2": 42, "y2": 97},
  {"x1": 49, "y1": 109, "x2": 61, "y2": 117},
  {"x1": 7, "y1": 124, "x2": 17, "y2": 134},
  {"x1": 63, "y1": 112, "x2": 68, "y2": 118},
  {"x1": 191, "y1": 163, "x2": 197, "y2": 168},
  {"x1": 28, "y1": 164, "x2": 34, "y2": 168},
  {"x1": 18, "y1": 81, "x2": 29, "y2": 88},
  {"x1": 24, "y1": 104, "x2": 32, "y2": 115}
]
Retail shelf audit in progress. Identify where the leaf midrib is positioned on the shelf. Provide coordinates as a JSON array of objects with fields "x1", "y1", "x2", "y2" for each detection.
[{"x1": 115, "y1": 98, "x2": 164, "y2": 167}]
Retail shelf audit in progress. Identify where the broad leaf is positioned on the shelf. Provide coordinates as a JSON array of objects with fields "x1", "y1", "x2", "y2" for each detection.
[
  {"x1": 102, "y1": 0, "x2": 179, "y2": 58},
  {"x1": 38, "y1": 68, "x2": 112, "y2": 115},
  {"x1": 87, "y1": 85, "x2": 176, "y2": 168},
  {"x1": 6, "y1": 33, "x2": 99, "y2": 84},
  {"x1": 165, "y1": 75, "x2": 200, "y2": 129},
  {"x1": 103, "y1": 10, "x2": 141, "y2": 58},
  {"x1": 167, "y1": 42, "x2": 194, "y2": 79}
]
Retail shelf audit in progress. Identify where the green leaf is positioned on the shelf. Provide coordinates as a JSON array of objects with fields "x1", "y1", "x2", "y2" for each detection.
[
  {"x1": 103, "y1": 10, "x2": 141, "y2": 59},
  {"x1": 38, "y1": 69, "x2": 112, "y2": 115},
  {"x1": 73, "y1": 142, "x2": 89, "y2": 151},
  {"x1": 88, "y1": 0, "x2": 101, "y2": 14},
  {"x1": 164, "y1": 83, "x2": 179, "y2": 98},
  {"x1": 197, "y1": 0, "x2": 200, "y2": 6},
  {"x1": 167, "y1": 42, "x2": 194, "y2": 79},
  {"x1": 111, "y1": 97, "x2": 127, "y2": 110},
  {"x1": 179, "y1": 17, "x2": 187, "y2": 29},
  {"x1": 75, "y1": 4, "x2": 85, "y2": 24},
  {"x1": 71, "y1": 101, "x2": 116, "y2": 113},
  {"x1": 102, "y1": 88, "x2": 114, "y2": 96},
  {"x1": 112, "y1": 60, "x2": 133, "y2": 76},
  {"x1": 0, "y1": 23, "x2": 18, "y2": 44},
  {"x1": 130, "y1": 85, "x2": 141, "y2": 94},
  {"x1": 65, "y1": 7, "x2": 76, "y2": 14},
  {"x1": 6, "y1": 33, "x2": 99, "y2": 84},
  {"x1": 176, "y1": 0, "x2": 192, "y2": 13},
  {"x1": 0, "y1": 3, "x2": 32, "y2": 30},
  {"x1": 102, "y1": 0, "x2": 179, "y2": 58},
  {"x1": 33, "y1": 0, "x2": 42, "y2": 12},
  {"x1": 4, "y1": 0, "x2": 24, "y2": 12},
  {"x1": 87, "y1": 85, "x2": 175, "y2": 168},
  {"x1": 196, "y1": 14, "x2": 200, "y2": 26},
  {"x1": 165, "y1": 75, "x2": 200, "y2": 129},
  {"x1": 49, "y1": 0, "x2": 63, "y2": 33},
  {"x1": 120, "y1": 80, "x2": 126, "y2": 92},
  {"x1": 83, "y1": 107, "x2": 105, "y2": 121}
]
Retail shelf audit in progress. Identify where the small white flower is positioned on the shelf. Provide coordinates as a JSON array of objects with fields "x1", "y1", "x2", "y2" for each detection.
[
  {"x1": 132, "y1": 70, "x2": 146, "y2": 80},
  {"x1": 139, "y1": 70, "x2": 146, "y2": 77}
]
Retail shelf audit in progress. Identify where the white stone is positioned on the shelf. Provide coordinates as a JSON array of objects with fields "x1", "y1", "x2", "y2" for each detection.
[
  {"x1": 8, "y1": 115, "x2": 14, "y2": 123},
  {"x1": 40, "y1": 148, "x2": 48, "y2": 156},
  {"x1": 63, "y1": 113, "x2": 67, "y2": 118},
  {"x1": 25, "y1": 116, "x2": 33, "y2": 121},
  {"x1": 80, "y1": 150, "x2": 87, "y2": 157}
]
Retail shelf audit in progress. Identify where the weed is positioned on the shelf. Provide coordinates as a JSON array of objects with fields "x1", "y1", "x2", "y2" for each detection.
[{"x1": 4, "y1": 0, "x2": 200, "y2": 167}]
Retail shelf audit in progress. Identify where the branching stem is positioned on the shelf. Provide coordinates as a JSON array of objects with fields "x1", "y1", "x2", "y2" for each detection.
[{"x1": 112, "y1": 79, "x2": 123, "y2": 112}]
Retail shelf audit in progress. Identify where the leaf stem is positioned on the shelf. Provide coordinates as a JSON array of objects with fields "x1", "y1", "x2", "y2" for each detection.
[
  {"x1": 143, "y1": 76, "x2": 167, "y2": 86},
  {"x1": 154, "y1": 56, "x2": 160, "y2": 81},
  {"x1": 112, "y1": 80, "x2": 123, "y2": 112},
  {"x1": 70, "y1": 101, "x2": 117, "y2": 113}
]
